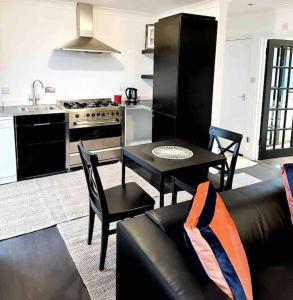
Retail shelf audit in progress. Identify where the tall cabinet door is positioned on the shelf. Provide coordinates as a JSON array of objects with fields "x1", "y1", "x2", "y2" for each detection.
[
  {"x1": 177, "y1": 15, "x2": 217, "y2": 149},
  {"x1": 152, "y1": 111, "x2": 176, "y2": 142},
  {"x1": 153, "y1": 15, "x2": 180, "y2": 117}
]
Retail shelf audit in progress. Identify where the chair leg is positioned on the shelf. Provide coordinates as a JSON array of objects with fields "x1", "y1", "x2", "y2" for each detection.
[
  {"x1": 99, "y1": 222, "x2": 109, "y2": 271},
  {"x1": 172, "y1": 178, "x2": 178, "y2": 205},
  {"x1": 88, "y1": 206, "x2": 95, "y2": 245}
]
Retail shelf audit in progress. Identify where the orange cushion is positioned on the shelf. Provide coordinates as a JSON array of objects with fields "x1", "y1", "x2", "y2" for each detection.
[{"x1": 184, "y1": 182, "x2": 253, "y2": 300}]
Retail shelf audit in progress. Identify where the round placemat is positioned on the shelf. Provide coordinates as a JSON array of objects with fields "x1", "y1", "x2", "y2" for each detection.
[{"x1": 152, "y1": 146, "x2": 193, "y2": 160}]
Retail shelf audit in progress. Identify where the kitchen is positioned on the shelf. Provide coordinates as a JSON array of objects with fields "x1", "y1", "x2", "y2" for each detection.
[
  {"x1": 0, "y1": 0, "x2": 222, "y2": 299},
  {"x1": 0, "y1": 1, "x2": 155, "y2": 183},
  {"x1": 0, "y1": 0, "x2": 217, "y2": 184}
]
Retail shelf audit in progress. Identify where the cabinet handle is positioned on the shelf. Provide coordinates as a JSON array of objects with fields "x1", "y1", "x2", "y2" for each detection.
[{"x1": 32, "y1": 122, "x2": 51, "y2": 127}]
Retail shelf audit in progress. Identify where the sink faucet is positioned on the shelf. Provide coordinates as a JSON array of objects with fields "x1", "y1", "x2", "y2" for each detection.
[{"x1": 31, "y1": 80, "x2": 44, "y2": 106}]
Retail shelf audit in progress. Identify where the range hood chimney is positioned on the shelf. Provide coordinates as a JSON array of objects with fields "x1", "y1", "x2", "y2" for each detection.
[{"x1": 56, "y1": 3, "x2": 121, "y2": 54}]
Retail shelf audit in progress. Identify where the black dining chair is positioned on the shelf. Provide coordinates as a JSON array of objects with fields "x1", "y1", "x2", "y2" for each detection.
[
  {"x1": 171, "y1": 126, "x2": 243, "y2": 204},
  {"x1": 78, "y1": 141, "x2": 155, "y2": 271}
]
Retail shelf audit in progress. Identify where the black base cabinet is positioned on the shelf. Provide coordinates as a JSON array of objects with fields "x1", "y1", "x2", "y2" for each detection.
[
  {"x1": 152, "y1": 13, "x2": 218, "y2": 148},
  {"x1": 15, "y1": 113, "x2": 68, "y2": 180}
]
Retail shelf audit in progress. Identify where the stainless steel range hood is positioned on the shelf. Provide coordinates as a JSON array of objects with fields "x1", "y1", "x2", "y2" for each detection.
[{"x1": 56, "y1": 3, "x2": 121, "y2": 54}]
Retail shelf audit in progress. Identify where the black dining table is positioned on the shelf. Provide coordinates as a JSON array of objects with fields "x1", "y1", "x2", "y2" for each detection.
[{"x1": 121, "y1": 139, "x2": 226, "y2": 207}]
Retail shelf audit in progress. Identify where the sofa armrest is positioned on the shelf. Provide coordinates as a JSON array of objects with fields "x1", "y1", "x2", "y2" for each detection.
[
  {"x1": 146, "y1": 201, "x2": 191, "y2": 232},
  {"x1": 116, "y1": 214, "x2": 205, "y2": 300}
]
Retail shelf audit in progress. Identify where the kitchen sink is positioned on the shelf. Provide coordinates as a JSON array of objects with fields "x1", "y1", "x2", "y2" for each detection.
[{"x1": 18, "y1": 105, "x2": 56, "y2": 112}]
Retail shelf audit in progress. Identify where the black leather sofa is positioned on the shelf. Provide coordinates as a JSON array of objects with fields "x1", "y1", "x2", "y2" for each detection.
[{"x1": 116, "y1": 178, "x2": 293, "y2": 300}]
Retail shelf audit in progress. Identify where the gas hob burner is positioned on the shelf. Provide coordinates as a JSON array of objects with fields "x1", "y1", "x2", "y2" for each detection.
[
  {"x1": 61, "y1": 99, "x2": 118, "y2": 109},
  {"x1": 63, "y1": 102, "x2": 88, "y2": 109}
]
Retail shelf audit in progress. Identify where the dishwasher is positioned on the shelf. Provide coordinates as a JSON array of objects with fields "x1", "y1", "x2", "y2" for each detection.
[{"x1": 15, "y1": 113, "x2": 69, "y2": 180}]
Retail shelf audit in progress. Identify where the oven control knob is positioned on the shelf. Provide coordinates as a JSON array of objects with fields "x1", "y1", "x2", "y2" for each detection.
[
  {"x1": 102, "y1": 113, "x2": 105, "y2": 117},
  {"x1": 92, "y1": 113, "x2": 95, "y2": 117},
  {"x1": 75, "y1": 114, "x2": 80, "y2": 118},
  {"x1": 97, "y1": 113, "x2": 100, "y2": 116},
  {"x1": 116, "y1": 112, "x2": 119, "y2": 116},
  {"x1": 111, "y1": 112, "x2": 115, "y2": 116},
  {"x1": 86, "y1": 113, "x2": 90, "y2": 117}
]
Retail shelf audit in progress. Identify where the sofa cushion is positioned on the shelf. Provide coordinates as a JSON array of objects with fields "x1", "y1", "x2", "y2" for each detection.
[
  {"x1": 281, "y1": 163, "x2": 293, "y2": 224},
  {"x1": 221, "y1": 178, "x2": 293, "y2": 270},
  {"x1": 253, "y1": 257, "x2": 293, "y2": 300},
  {"x1": 184, "y1": 182, "x2": 253, "y2": 300},
  {"x1": 147, "y1": 179, "x2": 293, "y2": 270}
]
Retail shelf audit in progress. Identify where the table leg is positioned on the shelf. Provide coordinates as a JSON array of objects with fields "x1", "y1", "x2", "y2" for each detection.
[
  {"x1": 171, "y1": 178, "x2": 178, "y2": 205},
  {"x1": 220, "y1": 161, "x2": 225, "y2": 191},
  {"x1": 159, "y1": 174, "x2": 165, "y2": 208},
  {"x1": 122, "y1": 151, "x2": 126, "y2": 187}
]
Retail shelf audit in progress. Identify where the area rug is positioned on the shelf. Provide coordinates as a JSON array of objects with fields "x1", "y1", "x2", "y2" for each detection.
[
  {"x1": 0, "y1": 159, "x2": 261, "y2": 241},
  {"x1": 57, "y1": 190, "x2": 193, "y2": 300},
  {"x1": 57, "y1": 173, "x2": 263, "y2": 300},
  {"x1": 0, "y1": 163, "x2": 159, "y2": 240}
]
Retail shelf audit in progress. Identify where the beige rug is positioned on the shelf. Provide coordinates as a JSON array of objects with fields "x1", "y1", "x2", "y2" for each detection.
[
  {"x1": 0, "y1": 158, "x2": 262, "y2": 241},
  {"x1": 57, "y1": 190, "x2": 192, "y2": 300},
  {"x1": 57, "y1": 174, "x2": 263, "y2": 300},
  {"x1": 0, "y1": 163, "x2": 159, "y2": 240}
]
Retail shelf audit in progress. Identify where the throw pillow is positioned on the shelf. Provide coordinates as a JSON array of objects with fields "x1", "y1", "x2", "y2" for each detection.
[
  {"x1": 184, "y1": 182, "x2": 253, "y2": 300},
  {"x1": 281, "y1": 163, "x2": 293, "y2": 224}
]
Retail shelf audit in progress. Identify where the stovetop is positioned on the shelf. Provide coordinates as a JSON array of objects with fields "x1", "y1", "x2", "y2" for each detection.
[
  {"x1": 56, "y1": 98, "x2": 124, "y2": 127},
  {"x1": 59, "y1": 98, "x2": 118, "y2": 110}
]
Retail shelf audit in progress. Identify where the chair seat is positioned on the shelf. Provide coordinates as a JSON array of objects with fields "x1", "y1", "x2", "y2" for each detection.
[
  {"x1": 105, "y1": 182, "x2": 155, "y2": 221},
  {"x1": 173, "y1": 171, "x2": 223, "y2": 195}
]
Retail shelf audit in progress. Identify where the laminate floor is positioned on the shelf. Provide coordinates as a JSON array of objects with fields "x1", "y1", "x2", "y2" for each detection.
[{"x1": 0, "y1": 156, "x2": 291, "y2": 300}]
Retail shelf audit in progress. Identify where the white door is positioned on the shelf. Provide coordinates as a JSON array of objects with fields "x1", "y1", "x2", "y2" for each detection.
[{"x1": 220, "y1": 38, "x2": 252, "y2": 156}]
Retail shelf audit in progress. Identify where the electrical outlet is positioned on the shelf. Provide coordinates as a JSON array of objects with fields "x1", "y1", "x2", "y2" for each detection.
[
  {"x1": 282, "y1": 23, "x2": 289, "y2": 32},
  {"x1": 1, "y1": 87, "x2": 10, "y2": 95},
  {"x1": 45, "y1": 86, "x2": 56, "y2": 93}
]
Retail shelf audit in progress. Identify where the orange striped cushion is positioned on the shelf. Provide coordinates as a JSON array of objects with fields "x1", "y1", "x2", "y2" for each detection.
[{"x1": 184, "y1": 182, "x2": 253, "y2": 300}]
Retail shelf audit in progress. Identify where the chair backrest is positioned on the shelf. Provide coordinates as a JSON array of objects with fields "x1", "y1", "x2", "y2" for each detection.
[
  {"x1": 78, "y1": 141, "x2": 109, "y2": 217},
  {"x1": 208, "y1": 126, "x2": 243, "y2": 190}
]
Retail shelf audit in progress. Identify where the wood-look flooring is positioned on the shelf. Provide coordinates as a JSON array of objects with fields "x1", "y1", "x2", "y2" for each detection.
[{"x1": 0, "y1": 156, "x2": 292, "y2": 300}]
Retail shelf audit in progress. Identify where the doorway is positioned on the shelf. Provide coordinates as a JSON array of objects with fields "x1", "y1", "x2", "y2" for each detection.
[
  {"x1": 259, "y1": 39, "x2": 293, "y2": 159},
  {"x1": 220, "y1": 38, "x2": 252, "y2": 157}
]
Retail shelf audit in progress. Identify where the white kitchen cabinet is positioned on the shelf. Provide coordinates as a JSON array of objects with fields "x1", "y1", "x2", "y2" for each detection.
[{"x1": 0, "y1": 117, "x2": 17, "y2": 184}]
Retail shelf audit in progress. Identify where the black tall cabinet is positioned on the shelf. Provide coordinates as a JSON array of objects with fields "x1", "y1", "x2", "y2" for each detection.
[{"x1": 152, "y1": 13, "x2": 218, "y2": 148}]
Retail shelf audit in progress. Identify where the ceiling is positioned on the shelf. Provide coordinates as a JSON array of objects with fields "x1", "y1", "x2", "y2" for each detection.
[
  {"x1": 61, "y1": 0, "x2": 203, "y2": 13},
  {"x1": 228, "y1": 0, "x2": 293, "y2": 14}
]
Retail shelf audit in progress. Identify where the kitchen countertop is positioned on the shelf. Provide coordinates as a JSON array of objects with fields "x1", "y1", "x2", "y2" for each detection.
[
  {"x1": 0, "y1": 99, "x2": 153, "y2": 117},
  {"x1": 123, "y1": 100, "x2": 152, "y2": 111},
  {"x1": 0, "y1": 105, "x2": 67, "y2": 117}
]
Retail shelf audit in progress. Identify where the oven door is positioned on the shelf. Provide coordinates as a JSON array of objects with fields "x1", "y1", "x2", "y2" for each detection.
[{"x1": 69, "y1": 123, "x2": 122, "y2": 166}]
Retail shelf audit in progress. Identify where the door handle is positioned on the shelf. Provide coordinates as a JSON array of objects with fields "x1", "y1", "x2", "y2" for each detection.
[
  {"x1": 32, "y1": 122, "x2": 51, "y2": 127},
  {"x1": 238, "y1": 94, "x2": 246, "y2": 102}
]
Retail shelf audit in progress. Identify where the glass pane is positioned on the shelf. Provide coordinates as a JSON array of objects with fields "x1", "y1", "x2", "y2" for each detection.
[
  {"x1": 271, "y1": 68, "x2": 280, "y2": 88},
  {"x1": 269, "y1": 91, "x2": 277, "y2": 108},
  {"x1": 283, "y1": 47, "x2": 292, "y2": 67},
  {"x1": 274, "y1": 130, "x2": 284, "y2": 148},
  {"x1": 286, "y1": 110, "x2": 293, "y2": 128},
  {"x1": 282, "y1": 69, "x2": 289, "y2": 88},
  {"x1": 288, "y1": 91, "x2": 293, "y2": 108},
  {"x1": 284, "y1": 130, "x2": 292, "y2": 148},
  {"x1": 266, "y1": 130, "x2": 274, "y2": 148},
  {"x1": 267, "y1": 110, "x2": 276, "y2": 129},
  {"x1": 273, "y1": 47, "x2": 281, "y2": 67}
]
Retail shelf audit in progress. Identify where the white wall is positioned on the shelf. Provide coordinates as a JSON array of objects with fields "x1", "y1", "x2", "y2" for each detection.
[
  {"x1": 225, "y1": 4, "x2": 293, "y2": 159},
  {"x1": 0, "y1": 0, "x2": 154, "y2": 105}
]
